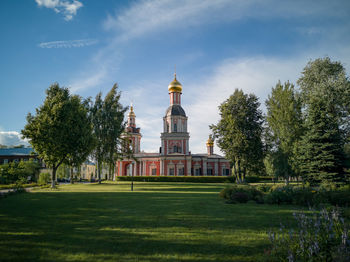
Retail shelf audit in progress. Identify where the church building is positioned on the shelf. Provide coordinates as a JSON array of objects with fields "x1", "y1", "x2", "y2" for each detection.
[{"x1": 116, "y1": 74, "x2": 231, "y2": 177}]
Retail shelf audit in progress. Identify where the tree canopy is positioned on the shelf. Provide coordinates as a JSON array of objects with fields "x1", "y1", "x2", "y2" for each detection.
[
  {"x1": 22, "y1": 83, "x2": 94, "y2": 188},
  {"x1": 91, "y1": 84, "x2": 127, "y2": 183},
  {"x1": 265, "y1": 81, "x2": 302, "y2": 182},
  {"x1": 211, "y1": 89, "x2": 264, "y2": 183}
]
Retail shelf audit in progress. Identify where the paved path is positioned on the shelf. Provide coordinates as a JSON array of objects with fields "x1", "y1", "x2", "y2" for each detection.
[{"x1": 0, "y1": 187, "x2": 34, "y2": 195}]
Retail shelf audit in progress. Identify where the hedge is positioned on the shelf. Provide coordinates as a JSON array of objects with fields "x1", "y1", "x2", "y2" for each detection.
[
  {"x1": 244, "y1": 176, "x2": 274, "y2": 183},
  {"x1": 116, "y1": 176, "x2": 235, "y2": 183}
]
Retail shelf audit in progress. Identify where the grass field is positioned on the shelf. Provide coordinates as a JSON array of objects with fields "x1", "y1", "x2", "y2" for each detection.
[{"x1": 0, "y1": 182, "x2": 302, "y2": 261}]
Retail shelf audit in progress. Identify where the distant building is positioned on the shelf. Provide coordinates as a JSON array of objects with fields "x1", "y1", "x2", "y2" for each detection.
[
  {"x1": 80, "y1": 161, "x2": 96, "y2": 180},
  {"x1": 116, "y1": 74, "x2": 231, "y2": 177},
  {"x1": 0, "y1": 147, "x2": 39, "y2": 165}
]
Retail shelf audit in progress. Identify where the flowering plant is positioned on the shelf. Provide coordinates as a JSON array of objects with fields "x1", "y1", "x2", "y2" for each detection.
[{"x1": 267, "y1": 208, "x2": 350, "y2": 262}]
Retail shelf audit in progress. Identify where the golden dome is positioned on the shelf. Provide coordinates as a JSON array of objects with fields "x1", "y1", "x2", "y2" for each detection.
[
  {"x1": 168, "y1": 74, "x2": 182, "y2": 93},
  {"x1": 128, "y1": 105, "x2": 136, "y2": 117},
  {"x1": 206, "y1": 135, "x2": 214, "y2": 146}
]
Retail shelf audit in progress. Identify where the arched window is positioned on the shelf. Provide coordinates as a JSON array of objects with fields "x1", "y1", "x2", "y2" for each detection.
[
  {"x1": 174, "y1": 123, "x2": 177, "y2": 132},
  {"x1": 166, "y1": 123, "x2": 169, "y2": 132}
]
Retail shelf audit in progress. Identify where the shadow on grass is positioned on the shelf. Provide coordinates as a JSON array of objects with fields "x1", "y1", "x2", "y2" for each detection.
[{"x1": 0, "y1": 189, "x2": 300, "y2": 262}]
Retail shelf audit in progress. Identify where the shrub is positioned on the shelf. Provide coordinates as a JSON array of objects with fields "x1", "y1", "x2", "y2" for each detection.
[
  {"x1": 117, "y1": 176, "x2": 235, "y2": 183},
  {"x1": 264, "y1": 185, "x2": 295, "y2": 205},
  {"x1": 267, "y1": 208, "x2": 350, "y2": 262},
  {"x1": 291, "y1": 186, "x2": 315, "y2": 206},
  {"x1": 38, "y1": 172, "x2": 50, "y2": 185},
  {"x1": 220, "y1": 184, "x2": 263, "y2": 204},
  {"x1": 0, "y1": 160, "x2": 40, "y2": 184},
  {"x1": 255, "y1": 183, "x2": 272, "y2": 193}
]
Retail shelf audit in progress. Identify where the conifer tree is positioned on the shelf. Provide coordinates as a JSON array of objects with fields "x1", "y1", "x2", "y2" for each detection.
[{"x1": 296, "y1": 57, "x2": 350, "y2": 184}]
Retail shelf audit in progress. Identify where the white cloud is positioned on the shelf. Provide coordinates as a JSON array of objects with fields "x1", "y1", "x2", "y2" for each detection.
[
  {"x1": 35, "y1": 0, "x2": 83, "y2": 21},
  {"x1": 38, "y1": 39, "x2": 98, "y2": 48},
  {"x1": 65, "y1": 0, "x2": 350, "y2": 154},
  {"x1": 185, "y1": 57, "x2": 303, "y2": 154},
  {"x1": 103, "y1": 0, "x2": 349, "y2": 42},
  {"x1": 0, "y1": 131, "x2": 29, "y2": 147}
]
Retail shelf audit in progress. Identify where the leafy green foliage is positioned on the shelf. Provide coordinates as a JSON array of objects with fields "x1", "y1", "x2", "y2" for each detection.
[
  {"x1": 64, "y1": 95, "x2": 95, "y2": 184},
  {"x1": 0, "y1": 160, "x2": 40, "y2": 184},
  {"x1": 38, "y1": 172, "x2": 51, "y2": 185},
  {"x1": 265, "y1": 81, "x2": 302, "y2": 182},
  {"x1": 220, "y1": 184, "x2": 264, "y2": 204},
  {"x1": 91, "y1": 85, "x2": 127, "y2": 183},
  {"x1": 102, "y1": 84, "x2": 128, "y2": 180},
  {"x1": 22, "y1": 83, "x2": 94, "y2": 188},
  {"x1": 211, "y1": 89, "x2": 264, "y2": 183}
]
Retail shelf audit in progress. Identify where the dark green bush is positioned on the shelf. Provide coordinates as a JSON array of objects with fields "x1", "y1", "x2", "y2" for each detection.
[
  {"x1": 231, "y1": 192, "x2": 249, "y2": 203},
  {"x1": 117, "y1": 176, "x2": 235, "y2": 183},
  {"x1": 220, "y1": 184, "x2": 263, "y2": 204},
  {"x1": 264, "y1": 185, "x2": 294, "y2": 205}
]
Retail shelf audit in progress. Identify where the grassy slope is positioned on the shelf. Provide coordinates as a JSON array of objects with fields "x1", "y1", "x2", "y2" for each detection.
[{"x1": 0, "y1": 182, "x2": 300, "y2": 262}]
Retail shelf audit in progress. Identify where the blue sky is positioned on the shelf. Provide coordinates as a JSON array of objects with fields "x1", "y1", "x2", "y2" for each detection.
[{"x1": 1, "y1": 0, "x2": 350, "y2": 153}]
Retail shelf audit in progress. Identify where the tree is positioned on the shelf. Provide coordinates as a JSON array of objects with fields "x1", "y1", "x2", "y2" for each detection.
[
  {"x1": 296, "y1": 95, "x2": 345, "y2": 184},
  {"x1": 102, "y1": 84, "x2": 127, "y2": 180},
  {"x1": 265, "y1": 81, "x2": 302, "y2": 183},
  {"x1": 91, "y1": 92, "x2": 105, "y2": 183},
  {"x1": 296, "y1": 57, "x2": 350, "y2": 184},
  {"x1": 211, "y1": 89, "x2": 264, "y2": 183},
  {"x1": 22, "y1": 83, "x2": 94, "y2": 188},
  {"x1": 64, "y1": 96, "x2": 95, "y2": 184},
  {"x1": 298, "y1": 57, "x2": 350, "y2": 140},
  {"x1": 91, "y1": 84, "x2": 127, "y2": 183}
]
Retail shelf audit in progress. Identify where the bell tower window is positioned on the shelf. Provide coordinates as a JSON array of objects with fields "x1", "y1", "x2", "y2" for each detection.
[{"x1": 174, "y1": 123, "x2": 177, "y2": 132}]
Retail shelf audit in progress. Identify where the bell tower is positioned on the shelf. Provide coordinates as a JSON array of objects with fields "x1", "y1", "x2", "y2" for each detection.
[
  {"x1": 160, "y1": 73, "x2": 190, "y2": 156},
  {"x1": 124, "y1": 105, "x2": 142, "y2": 153}
]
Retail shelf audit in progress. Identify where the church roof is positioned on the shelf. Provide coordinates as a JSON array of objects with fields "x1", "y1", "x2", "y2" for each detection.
[
  {"x1": 165, "y1": 104, "x2": 186, "y2": 117},
  {"x1": 192, "y1": 153, "x2": 228, "y2": 159},
  {"x1": 0, "y1": 147, "x2": 35, "y2": 156}
]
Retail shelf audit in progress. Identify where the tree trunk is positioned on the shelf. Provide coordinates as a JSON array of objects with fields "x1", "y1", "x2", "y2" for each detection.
[
  {"x1": 242, "y1": 166, "x2": 246, "y2": 183},
  {"x1": 285, "y1": 173, "x2": 289, "y2": 185},
  {"x1": 98, "y1": 160, "x2": 101, "y2": 184},
  {"x1": 109, "y1": 162, "x2": 113, "y2": 180},
  {"x1": 70, "y1": 167, "x2": 74, "y2": 184},
  {"x1": 51, "y1": 166, "x2": 57, "y2": 188},
  {"x1": 232, "y1": 161, "x2": 237, "y2": 183},
  {"x1": 237, "y1": 159, "x2": 242, "y2": 183}
]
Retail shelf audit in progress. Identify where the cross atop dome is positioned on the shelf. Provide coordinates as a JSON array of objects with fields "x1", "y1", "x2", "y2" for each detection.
[{"x1": 168, "y1": 71, "x2": 182, "y2": 93}]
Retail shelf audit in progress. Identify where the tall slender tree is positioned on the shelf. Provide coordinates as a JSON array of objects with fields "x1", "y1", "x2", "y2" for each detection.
[
  {"x1": 211, "y1": 89, "x2": 264, "y2": 183},
  {"x1": 103, "y1": 84, "x2": 127, "y2": 180},
  {"x1": 91, "y1": 92, "x2": 105, "y2": 184},
  {"x1": 265, "y1": 81, "x2": 302, "y2": 182},
  {"x1": 91, "y1": 84, "x2": 127, "y2": 183},
  {"x1": 64, "y1": 96, "x2": 95, "y2": 183}
]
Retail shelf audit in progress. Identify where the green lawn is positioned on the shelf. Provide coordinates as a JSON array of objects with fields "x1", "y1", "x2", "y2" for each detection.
[{"x1": 0, "y1": 182, "x2": 301, "y2": 262}]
